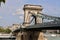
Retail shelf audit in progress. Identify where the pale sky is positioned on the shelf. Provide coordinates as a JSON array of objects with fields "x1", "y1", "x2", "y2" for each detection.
[{"x1": 0, "y1": 0, "x2": 60, "y2": 26}]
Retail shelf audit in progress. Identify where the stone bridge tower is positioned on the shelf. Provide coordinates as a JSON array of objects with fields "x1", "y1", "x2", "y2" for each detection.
[
  {"x1": 15, "y1": 4, "x2": 44, "y2": 40},
  {"x1": 23, "y1": 4, "x2": 43, "y2": 26}
]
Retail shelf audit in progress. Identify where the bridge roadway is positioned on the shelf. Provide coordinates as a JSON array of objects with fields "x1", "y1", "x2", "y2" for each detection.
[{"x1": 13, "y1": 20, "x2": 60, "y2": 32}]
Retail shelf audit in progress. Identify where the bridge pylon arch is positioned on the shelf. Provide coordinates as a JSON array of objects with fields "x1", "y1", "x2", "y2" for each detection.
[{"x1": 23, "y1": 4, "x2": 43, "y2": 27}]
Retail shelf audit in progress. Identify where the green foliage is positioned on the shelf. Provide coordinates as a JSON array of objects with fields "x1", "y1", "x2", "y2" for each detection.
[
  {"x1": 4, "y1": 28, "x2": 11, "y2": 33},
  {"x1": 0, "y1": 0, "x2": 5, "y2": 6},
  {"x1": 0, "y1": 0, "x2": 5, "y2": 3},
  {"x1": 0, "y1": 27, "x2": 5, "y2": 32},
  {"x1": 0, "y1": 27, "x2": 11, "y2": 33}
]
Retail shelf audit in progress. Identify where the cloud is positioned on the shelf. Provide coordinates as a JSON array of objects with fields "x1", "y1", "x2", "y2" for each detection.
[
  {"x1": 19, "y1": 16, "x2": 24, "y2": 20},
  {"x1": 16, "y1": 8, "x2": 24, "y2": 14},
  {"x1": 0, "y1": 16, "x2": 3, "y2": 19},
  {"x1": 12, "y1": 7, "x2": 24, "y2": 16},
  {"x1": 12, "y1": 13, "x2": 16, "y2": 15}
]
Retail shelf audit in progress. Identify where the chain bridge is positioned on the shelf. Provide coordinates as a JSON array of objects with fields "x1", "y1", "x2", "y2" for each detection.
[
  {"x1": 12, "y1": 4, "x2": 60, "y2": 40},
  {"x1": 24, "y1": 13, "x2": 60, "y2": 31},
  {"x1": 31, "y1": 13, "x2": 60, "y2": 21},
  {"x1": 28, "y1": 12, "x2": 60, "y2": 24},
  {"x1": 13, "y1": 13, "x2": 60, "y2": 32},
  {"x1": 13, "y1": 4, "x2": 60, "y2": 32}
]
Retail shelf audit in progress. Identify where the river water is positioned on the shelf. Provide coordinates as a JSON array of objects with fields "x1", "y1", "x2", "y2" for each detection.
[
  {"x1": 44, "y1": 33, "x2": 60, "y2": 40},
  {"x1": 47, "y1": 36, "x2": 60, "y2": 40}
]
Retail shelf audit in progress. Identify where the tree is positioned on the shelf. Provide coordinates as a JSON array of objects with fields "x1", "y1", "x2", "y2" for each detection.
[
  {"x1": 0, "y1": 0, "x2": 5, "y2": 3},
  {"x1": 0, "y1": 0, "x2": 5, "y2": 5},
  {"x1": 0, "y1": 27, "x2": 12, "y2": 33},
  {"x1": 0, "y1": 27, "x2": 5, "y2": 33},
  {"x1": 4, "y1": 28, "x2": 12, "y2": 33}
]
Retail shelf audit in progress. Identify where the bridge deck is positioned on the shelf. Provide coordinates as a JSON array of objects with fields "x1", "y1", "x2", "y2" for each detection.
[{"x1": 13, "y1": 21, "x2": 60, "y2": 32}]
